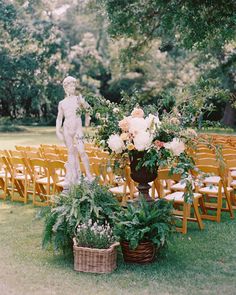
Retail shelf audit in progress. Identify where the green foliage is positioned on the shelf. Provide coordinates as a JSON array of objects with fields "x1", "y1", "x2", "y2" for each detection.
[
  {"x1": 0, "y1": 0, "x2": 68, "y2": 120},
  {"x1": 0, "y1": 116, "x2": 26, "y2": 132},
  {"x1": 101, "y1": 0, "x2": 236, "y2": 52},
  {"x1": 105, "y1": 77, "x2": 145, "y2": 103},
  {"x1": 40, "y1": 179, "x2": 120, "y2": 253},
  {"x1": 113, "y1": 198, "x2": 174, "y2": 250},
  {"x1": 176, "y1": 78, "x2": 230, "y2": 127}
]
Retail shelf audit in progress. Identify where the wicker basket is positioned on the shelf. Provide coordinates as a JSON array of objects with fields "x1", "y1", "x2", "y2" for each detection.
[
  {"x1": 73, "y1": 238, "x2": 119, "y2": 273},
  {"x1": 121, "y1": 241, "x2": 157, "y2": 264}
]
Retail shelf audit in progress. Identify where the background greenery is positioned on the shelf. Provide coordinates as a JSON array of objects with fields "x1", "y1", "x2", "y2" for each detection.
[{"x1": 0, "y1": 0, "x2": 235, "y2": 128}]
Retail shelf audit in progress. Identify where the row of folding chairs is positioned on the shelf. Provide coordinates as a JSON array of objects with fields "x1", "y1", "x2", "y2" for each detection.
[
  {"x1": 0, "y1": 155, "x2": 66, "y2": 206},
  {"x1": 0, "y1": 152, "x2": 118, "y2": 206}
]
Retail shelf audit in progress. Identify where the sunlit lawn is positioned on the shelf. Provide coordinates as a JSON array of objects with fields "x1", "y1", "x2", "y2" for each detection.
[
  {"x1": 0, "y1": 200, "x2": 235, "y2": 295},
  {"x1": 0, "y1": 126, "x2": 95, "y2": 150}
]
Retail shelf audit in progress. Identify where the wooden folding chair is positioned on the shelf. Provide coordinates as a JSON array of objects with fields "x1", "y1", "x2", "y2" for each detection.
[
  {"x1": 109, "y1": 165, "x2": 137, "y2": 204},
  {"x1": 196, "y1": 165, "x2": 234, "y2": 222},
  {"x1": 10, "y1": 157, "x2": 31, "y2": 203},
  {"x1": 48, "y1": 160, "x2": 66, "y2": 195},
  {"x1": 155, "y1": 169, "x2": 204, "y2": 234},
  {"x1": 225, "y1": 159, "x2": 236, "y2": 208},
  {"x1": 30, "y1": 158, "x2": 51, "y2": 206},
  {"x1": 0, "y1": 157, "x2": 10, "y2": 200}
]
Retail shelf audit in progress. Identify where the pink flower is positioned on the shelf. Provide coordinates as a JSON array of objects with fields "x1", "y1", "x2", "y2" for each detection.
[
  {"x1": 154, "y1": 140, "x2": 164, "y2": 149},
  {"x1": 119, "y1": 118, "x2": 129, "y2": 131},
  {"x1": 131, "y1": 107, "x2": 144, "y2": 118},
  {"x1": 120, "y1": 133, "x2": 129, "y2": 141}
]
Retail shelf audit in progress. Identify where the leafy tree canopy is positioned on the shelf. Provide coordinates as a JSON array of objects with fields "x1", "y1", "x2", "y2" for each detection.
[{"x1": 101, "y1": 0, "x2": 236, "y2": 51}]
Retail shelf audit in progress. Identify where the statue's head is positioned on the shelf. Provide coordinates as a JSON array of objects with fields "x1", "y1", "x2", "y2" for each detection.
[{"x1": 63, "y1": 76, "x2": 77, "y2": 96}]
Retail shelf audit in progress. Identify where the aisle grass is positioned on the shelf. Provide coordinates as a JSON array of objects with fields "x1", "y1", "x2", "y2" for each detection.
[
  {"x1": 0, "y1": 126, "x2": 96, "y2": 150},
  {"x1": 0, "y1": 200, "x2": 235, "y2": 295}
]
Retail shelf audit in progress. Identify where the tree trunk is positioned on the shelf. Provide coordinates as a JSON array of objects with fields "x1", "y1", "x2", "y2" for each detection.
[{"x1": 221, "y1": 101, "x2": 236, "y2": 127}]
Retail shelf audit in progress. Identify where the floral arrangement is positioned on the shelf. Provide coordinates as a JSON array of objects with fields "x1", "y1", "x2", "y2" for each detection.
[
  {"x1": 75, "y1": 220, "x2": 116, "y2": 249},
  {"x1": 106, "y1": 106, "x2": 197, "y2": 173}
]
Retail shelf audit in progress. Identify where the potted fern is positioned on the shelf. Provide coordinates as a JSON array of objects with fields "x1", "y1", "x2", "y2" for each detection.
[
  {"x1": 113, "y1": 198, "x2": 174, "y2": 264},
  {"x1": 41, "y1": 178, "x2": 120, "y2": 254}
]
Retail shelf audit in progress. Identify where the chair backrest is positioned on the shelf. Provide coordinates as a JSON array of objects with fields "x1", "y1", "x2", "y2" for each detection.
[
  {"x1": 24, "y1": 151, "x2": 41, "y2": 159},
  {"x1": 197, "y1": 147, "x2": 214, "y2": 154},
  {"x1": 223, "y1": 154, "x2": 236, "y2": 161},
  {"x1": 195, "y1": 153, "x2": 216, "y2": 159},
  {"x1": 15, "y1": 145, "x2": 30, "y2": 151},
  {"x1": 9, "y1": 150, "x2": 23, "y2": 157},
  {"x1": 196, "y1": 158, "x2": 218, "y2": 166},
  {"x1": 10, "y1": 157, "x2": 27, "y2": 178},
  {"x1": 28, "y1": 146, "x2": 40, "y2": 152},
  {"x1": 90, "y1": 157, "x2": 105, "y2": 184},
  {"x1": 222, "y1": 149, "x2": 236, "y2": 155},
  {"x1": 29, "y1": 158, "x2": 49, "y2": 178},
  {"x1": 155, "y1": 169, "x2": 182, "y2": 198},
  {"x1": 43, "y1": 153, "x2": 60, "y2": 161},
  {"x1": 226, "y1": 159, "x2": 236, "y2": 170},
  {"x1": 48, "y1": 160, "x2": 66, "y2": 183}
]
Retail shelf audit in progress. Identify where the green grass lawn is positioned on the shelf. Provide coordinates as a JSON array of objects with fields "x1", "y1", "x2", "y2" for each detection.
[
  {"x1": 0, "y1": 126, "x2": 96, "y2": 150},
  {"x1": 0, "y1": 200, "x2": 235, "y2": 295}
]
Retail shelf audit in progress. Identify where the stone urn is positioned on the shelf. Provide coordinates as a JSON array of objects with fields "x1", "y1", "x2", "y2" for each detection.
[{"x1": 129, "y1": 151, "x2": 158, "y2": 201}]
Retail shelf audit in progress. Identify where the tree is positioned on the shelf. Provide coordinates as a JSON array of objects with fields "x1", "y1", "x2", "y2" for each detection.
[
  {"x1": 100, "y1": 0, "x2": 236, "y2": 126},
  {"x1": 101, "y1": 0, "x2": 236, "y2": 51},
  {"x1": 0, "y1": 0, "x2": 69, "y2": 122}
]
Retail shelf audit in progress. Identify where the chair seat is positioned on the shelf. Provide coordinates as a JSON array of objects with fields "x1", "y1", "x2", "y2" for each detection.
[
  {"x1": 203, "y1": 176, "x2": 221, "y2": 185},
  {"x1": 15, "y1": 174, "x2": 31, "y2": 180},
  {"x1": 231, "y1": 171, "x2": 236, "y2": 178},
  {"x1": 109, "y1": 185, "x2": 130, "y2": 194},
  {"x1": 230, "y1": 180, "x2": 236, "y2": 187},
  {"x1": 36, "y1": 177, "x2": 51, "y2": 184},
  {"x1": 171, "y1": 181, "x2": 202, "y2": 191},
  {"x1": 56, "y1": 180, "x2": 66, "y2": 187},
  {"x1": 0, "y1": 172, "x2": 11, "y2": 178},
  {"x1": 199, "y1": 186, "x2": 233, "y2": 194},
  {"x1": 164, "y1": 191, "x2": 201, "y2": 202}
]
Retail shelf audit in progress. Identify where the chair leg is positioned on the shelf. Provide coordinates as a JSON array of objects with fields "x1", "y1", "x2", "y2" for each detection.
[
  {"x1": 198, "y1": 196, "x2": 207, "y2": 214},
  {"x1": 193, "y1": 198, "x2": 204, "y2": 230},
  {"x1": 225, "y1": 191, "x2": 234, "y2": 219},
  {"x1": 216, "y1": 193, "x2": 222, "y2": 223},
  {"x1": 182, "y1": 203, "x2": 191, "y2": 234}
]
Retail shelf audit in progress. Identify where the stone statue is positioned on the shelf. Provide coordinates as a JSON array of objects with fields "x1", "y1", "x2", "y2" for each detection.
[{"x1": 56, "y1": 76, "x2": 93, "y2": 188}]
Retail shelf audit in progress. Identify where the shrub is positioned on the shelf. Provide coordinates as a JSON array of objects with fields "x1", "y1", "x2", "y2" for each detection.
[{"x1": 40, "y1": 179, "x2": 120, "y2": 253}]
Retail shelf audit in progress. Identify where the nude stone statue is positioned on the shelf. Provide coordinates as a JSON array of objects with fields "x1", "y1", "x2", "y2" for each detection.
[{"x1": 56, "y1": 76, "x2": 93, "y2": 187}]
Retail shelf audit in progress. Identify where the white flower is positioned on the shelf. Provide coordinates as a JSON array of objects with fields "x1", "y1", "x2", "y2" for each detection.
[
  {"x1": 113, "y1": 107, "x2": 120, "y2": 114},
  {"x1": 107, "y1": 134, "x2": 125, "y2": 154},
  {"x1": 133, "y1": 131, "x2": 153, "y2": 151},
  {"x1": 164, "y1": 138, "x2": 185, "y2": 156},
  {"x1": 185, "y1": 128, "x2": 197, "y2": 137},
  {"x1": 95, "y1": 112, "x2": 101, "y2": 119},
  {"x1": 146, "y1": 114, "x2": 161, "y2": 132},
  {"x1": 128, "y1": 117, "x2": 148, "y2": 135}
]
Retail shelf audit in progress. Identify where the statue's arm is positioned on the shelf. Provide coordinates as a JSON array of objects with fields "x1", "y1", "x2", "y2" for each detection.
[{"x1": 56, "y1": 102, "x2": 64, "y2": 141}]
